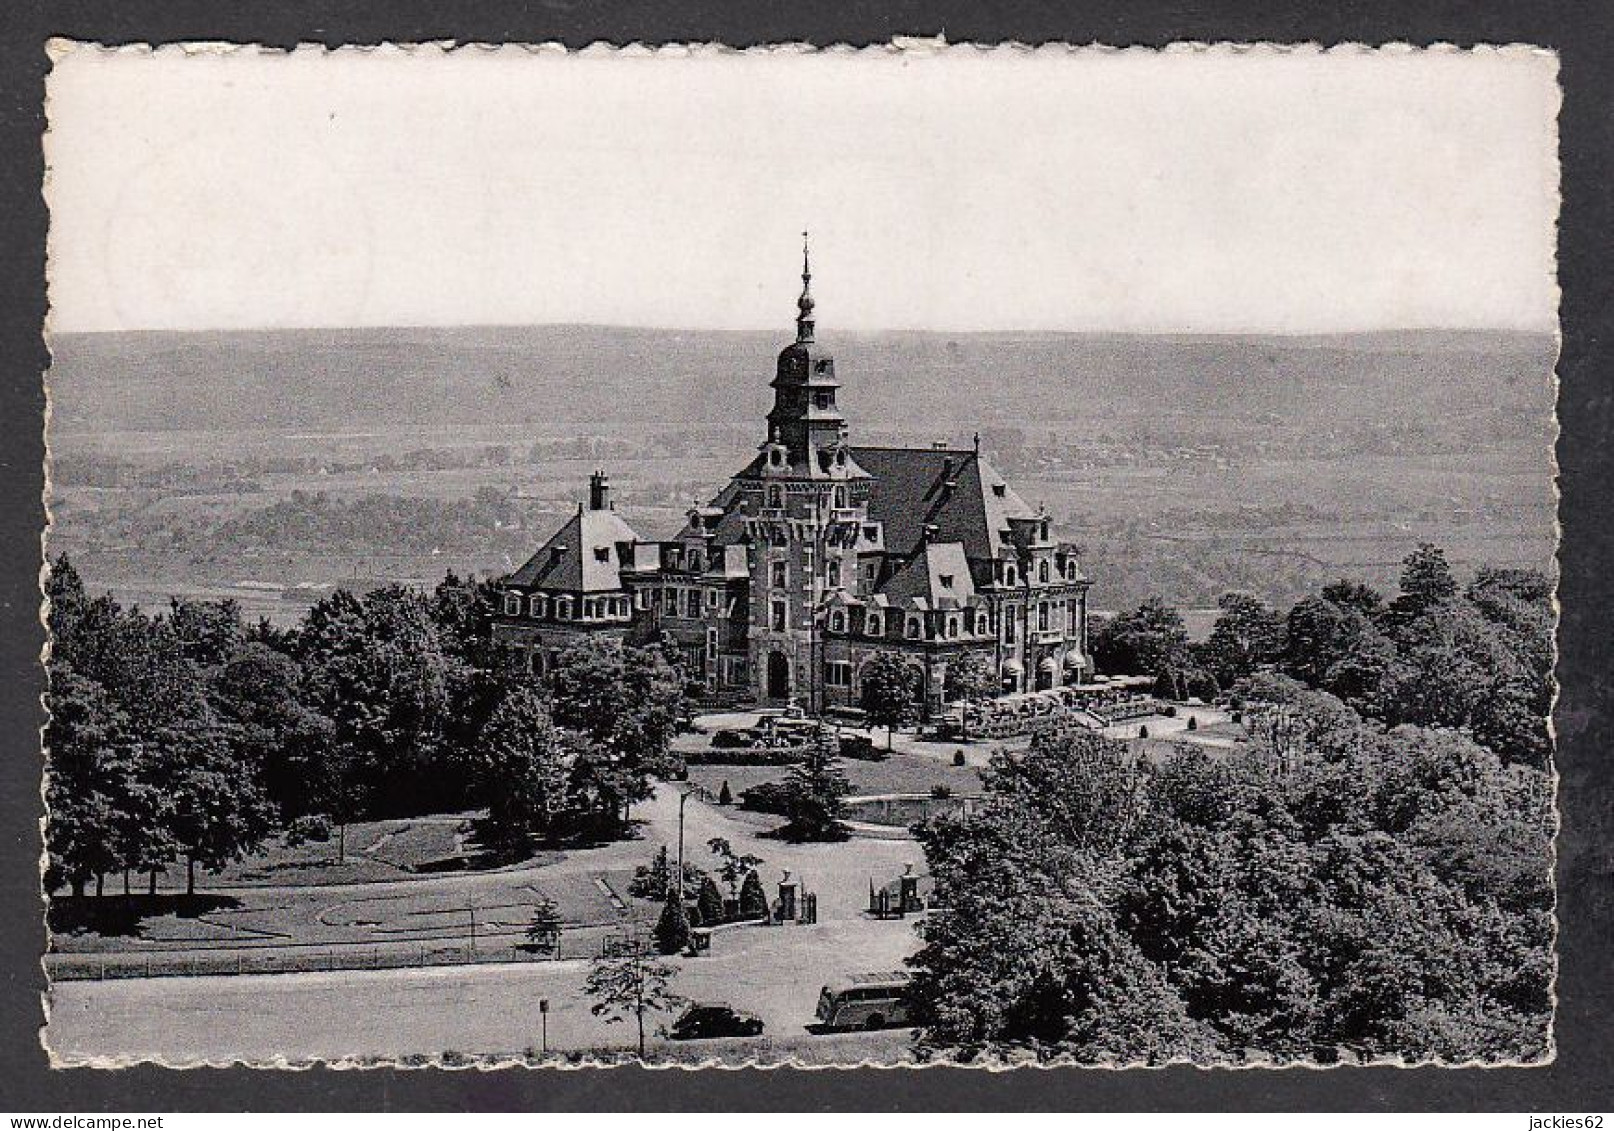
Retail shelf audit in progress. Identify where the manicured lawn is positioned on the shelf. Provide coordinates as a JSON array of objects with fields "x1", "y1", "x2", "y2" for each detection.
[
  {"x1": 201, "y1": 815, "x2": 481, "y2": 889},
  {"x1": 685, "y1": 751, "x2": 983, "y2": 801}
]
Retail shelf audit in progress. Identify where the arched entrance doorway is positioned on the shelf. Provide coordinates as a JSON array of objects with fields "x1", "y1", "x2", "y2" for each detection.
[
  {"x1": 1035, "y1": 657, "x2": 1057, "y2": 691},
  {"x1": 766, "y1": 651, "x2": 791, "y2": 700}
]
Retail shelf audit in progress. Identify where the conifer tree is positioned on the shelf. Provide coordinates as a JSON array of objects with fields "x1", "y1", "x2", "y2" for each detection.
[
  {"x1": 781, "y1": 726, "x2": 852, "y2": 841},
  {"x1": 653, "y1": 889, "x2": 693, "y2": 955}
]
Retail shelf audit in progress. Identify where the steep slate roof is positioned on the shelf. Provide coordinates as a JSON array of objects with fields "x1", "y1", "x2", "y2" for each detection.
[
  {"x1": 506, "y1": 505, "x2": 642, "y2": 593},
  {"x1": 849, "y1": 447, "x2": 1033, "y2": 565},
  {"x1": 878, "y1": 541, "x2": 976, "y2": 606}
]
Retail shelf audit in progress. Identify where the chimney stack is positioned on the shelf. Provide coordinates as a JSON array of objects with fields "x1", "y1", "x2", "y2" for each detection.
[{"x1": 588, "y1": 470, "x2": 612, "y2": 511}]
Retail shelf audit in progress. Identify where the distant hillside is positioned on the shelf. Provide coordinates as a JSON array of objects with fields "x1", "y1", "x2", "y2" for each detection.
[{"x1": 46, "y1": 325, "x2": 1557, "y2": 440}]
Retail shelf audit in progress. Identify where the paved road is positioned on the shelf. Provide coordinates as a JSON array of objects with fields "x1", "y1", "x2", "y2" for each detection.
[
  {"x1": 47, "y1": 898, "x2": 924, "y2": 1065},
  {"x1": 47, "y1": 782, "x2": 929, "y2": 1064}
]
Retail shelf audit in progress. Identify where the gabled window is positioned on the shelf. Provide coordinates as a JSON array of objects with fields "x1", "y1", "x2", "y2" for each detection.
[
  {"x1": 946, "y1": 616, "x2": 959, "y2": 639},
  {"x1": 906, "y1": 616, "x2": 923, "y2": 640},
  {"x1": 866, "y1": 614, "x2": 884, "y2": 637},
  {"x1": 976, "y1": 612, "x2": 990, "y2": 635}
]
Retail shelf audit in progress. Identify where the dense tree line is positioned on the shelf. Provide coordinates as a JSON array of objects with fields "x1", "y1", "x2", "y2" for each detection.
[
  {"x1": 43, "y1": 555, "x2": 684, "y2": 899},
  {"x1": 911, "y1": 689, "x2": 1554, "y2": 1063},
  {"x1": 1091, "y1": 543, "x2": 1553, "y2": 768},
  {"x1": 913, "y1": 545, "x2": 1554, "y2": 1063}
]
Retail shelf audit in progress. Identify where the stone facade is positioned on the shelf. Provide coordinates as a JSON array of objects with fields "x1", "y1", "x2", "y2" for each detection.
[{"x1": 494, "y1": 245, "x2": 1092, "y2": 716}]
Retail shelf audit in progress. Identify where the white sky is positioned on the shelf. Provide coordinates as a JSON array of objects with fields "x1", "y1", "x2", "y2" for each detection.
[{"x1": 45, "y1": 44, "x2": 1559, "y2": 334}]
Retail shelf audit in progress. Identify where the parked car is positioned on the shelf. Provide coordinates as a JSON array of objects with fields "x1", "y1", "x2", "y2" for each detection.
[
  {"x1": 669, "y1": 1002, "x2": 765, "y2": 1040},
  {"x1": 814, "y1": 972, "x2": 913, "y2": 1031}
]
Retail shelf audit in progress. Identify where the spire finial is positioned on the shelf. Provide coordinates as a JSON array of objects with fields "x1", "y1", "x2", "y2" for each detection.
[{"x1": 795, "y1": 229, "x2": 816, "y2": 343}]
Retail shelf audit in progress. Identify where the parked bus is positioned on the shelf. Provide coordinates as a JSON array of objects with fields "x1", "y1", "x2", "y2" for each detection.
[{"x1": 814, "y1": 971, "x2": 913, "y2": 1031}]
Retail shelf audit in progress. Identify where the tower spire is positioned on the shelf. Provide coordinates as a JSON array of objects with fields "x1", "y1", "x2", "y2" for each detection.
[{"x1": 796, "y1": 229, "x2": 815, "y2": 343}]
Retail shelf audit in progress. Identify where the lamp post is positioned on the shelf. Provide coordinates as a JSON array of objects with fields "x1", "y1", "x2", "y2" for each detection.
[{"x1": 676, "y1": 786, "x2": 695, "y2": 903}]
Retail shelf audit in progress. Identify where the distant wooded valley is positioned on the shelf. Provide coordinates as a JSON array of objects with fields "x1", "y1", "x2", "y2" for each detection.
[{"x1": 45, "y1": 325, "x2": 1557, "y2": 620}]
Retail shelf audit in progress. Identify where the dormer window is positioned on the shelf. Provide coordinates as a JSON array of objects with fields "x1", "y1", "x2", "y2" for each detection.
[
  {"x1": 594, "y1": 547, "x2": 611, "y2": 563},
  {"x1": 975, "y1": 612, "x2": 989, "y2": 635},
  {"x1": 939, "y1": 573, "x2": 954, "y2": 589},
  {"x1": 867, "y1": 613, "x2": 883, "y2": 637},
  {"x1": 992, "y1": 483, "x2": 1007, "y2": 498},
  {"x1": 906, "y1": 616, "x2": 923, "y2": 640},
  {"x1": 947, "y1": 616, "x2": 959, "y2": 638},
  {"x1": 829, "y1": 610, "x2": 847, "y2": 633}
]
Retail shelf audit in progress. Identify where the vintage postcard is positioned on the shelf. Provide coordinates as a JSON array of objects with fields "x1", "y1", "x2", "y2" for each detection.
[{"x1": 39, "y1": 41, "x2": 1559, "y2": 1069}]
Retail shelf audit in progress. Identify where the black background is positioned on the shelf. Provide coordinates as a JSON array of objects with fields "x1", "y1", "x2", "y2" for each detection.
[{"x1": 2, "y1": 0, "x2": 1610, "y2": 1113}]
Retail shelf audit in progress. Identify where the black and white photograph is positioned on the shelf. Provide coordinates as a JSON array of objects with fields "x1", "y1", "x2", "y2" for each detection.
[{"x1": 38, "y1": 41, "x2": 1560, "y2": 1069}]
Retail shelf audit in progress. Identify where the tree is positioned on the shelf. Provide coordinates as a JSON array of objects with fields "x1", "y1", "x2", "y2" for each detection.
[
  {"x1": 211, "y1": 642, "x2": 335, "y2": 820},
  {"x1": 654, "y1": 889, "x2": 694, "y2": 954},
  {"x1": 166, "y1": 597, "x2": 245, "y2": 670},
  {"x1": 472, "y1": 685, "x2": 572, "y2": 850},
  {"x1": 432, "y1": 571, "x2": 523, "y2": 800},
  {"x1": 296, "y1": 586, "x2": 452, "y2": 819},
  {"x1": 525, "y1": 896, "x2": 562, "y2": 957},
  {"x1": 943, "y1": 651, "x2": 997, "y2": 739},
  {"x1": 549, "y1": 638, "x2": 685, "y2": 829},
  {"x1": 163, "y1": 719, "x2": 273, "y2": 895},
  {"x1": 706, "y1": 836, "x2": 763, "y2": 903},
  {"x1": 43, "y1": 667, "x2": 130, "y2": 897},
  {"x1": 859, "y1": 653, "x2": 921, "y2": 749},
  {"x1": 1384, "y1": 542, "x2": 1459, "y2": 628},
  {"x1": 696, "y1": 875, "x2": 726, "y2": 926},
  {"x1": 739, "y1": 869, "x2": 768, "y2": 920},
  {"x1": 1197, "y1": 592, "x2": 1285, "y2": 689},
  {"x1": 780, "y1": 727, "x2": 852, "y2": 841},
  {"x1": 583, "y1": 934, "x2": 684, "y2": 1058},
  {"x1": 1091, "y1": 597, "x2": 1191, "y2": 679}
]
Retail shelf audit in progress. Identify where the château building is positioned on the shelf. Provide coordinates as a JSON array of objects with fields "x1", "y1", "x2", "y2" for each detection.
[{"x1": 493, "y1": 242, "x2": 1091, "y2": 717}]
